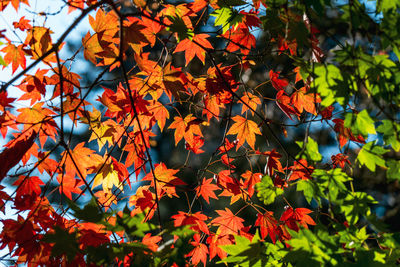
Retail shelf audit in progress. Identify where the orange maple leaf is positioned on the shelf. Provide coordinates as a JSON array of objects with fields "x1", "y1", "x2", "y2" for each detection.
[
  {"x1": 1, "y1": 44, "x2": 26, "y2": 74},
  {"x1": 169, "y1": 114, "x2": 203, "y2": 147},
  {"x1": 211, "y1": 208, "x2": 244, "y2": 235},
  {"x1": 291, "y1": 87, "x2": 321, "y2": 115},
  {"x1": 195, "y1": 177, "x2": 220, "y2": 204},
  {"x1": 227, "y1": 115, "x2": 261, "y2": 150},
  {"x1": 142, "y1": 163, "x2": 186, "y2": 198},
  {"x1": 175, "y1": 34, "x2": 213, "y2": 65},
  {"x1": 240, "y1": 92, "x2": 261, "y2": 115}
]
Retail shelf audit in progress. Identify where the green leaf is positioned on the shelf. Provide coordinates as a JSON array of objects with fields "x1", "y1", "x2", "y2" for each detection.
[
  {"x1": 387, "y1": 160, "x2": 400, "y2": 181},
  {"x1": 357, "y1": 141, "x2": 389, "y2": 172},
  {"x1": 312, "y1": 168, "x2": 351, "y2": 201},
  {"x1": 211, "y1": 7, "x2": 243, "y2": 33},
  {"x1": 296, "y1": 137, "x2": 322, "y2": 162},
  {"x1": 256, "y1": 175, "x2": 284, "y2": 205},
  {"x1": 67, "y1": 197, "x2": 104, "y2": 223},
  {"x1": 297, "y1": 179, "x2": 322, "y2": 205},
  {"x1": 344, "y1": 110, "x2": 376, "y2": 136},
  {"x1": 167, "y1": 16, "x2": 194, "y2": 41},
  {"x1": 283, "y1": 227, "x2": 342, "y2": 266},
  {"x1": 0, "y1": 55, "x2": 6, "y2": 67},
  {"x1": 219, "y1": 232, "x2": 284, "y2": 266},
  {"x1": 112, "y1": 208, "x2": 156, "y2": 238},
  {"x1": 43, "y1": 226, "x2": 79, "y2": 262},
  {"x1": 312, "y1": 64, "x2": 354, "y2": 107},
  {"x1": 340, "y1": 192, "x2": 377, "y2": 225},
  {"x1": 377, "y1": 120, "x2": 400, "y2": 152}
]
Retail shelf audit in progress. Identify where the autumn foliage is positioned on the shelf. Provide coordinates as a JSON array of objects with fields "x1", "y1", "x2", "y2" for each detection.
[{"x1": 0, "y1": 0, "x2": 400, "y2": 266}]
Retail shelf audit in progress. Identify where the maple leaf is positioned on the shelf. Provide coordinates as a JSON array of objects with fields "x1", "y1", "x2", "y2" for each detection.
[
  {"x1": 240, "y1": 92, "x2": 261, "y2": 115},
  {"x1": 0, "y1": 91, "x2": 15, "y2": 112},
  {"x1": 185, "y1": 135, "x2": 205, "y2": 154},
  {"x1": 175, "y1": 34, "x2": 213, "y2": 65},
  {"x1": 217, "y1": 170, "x2": 244, "y2": 204},
  {"x1": 223, "y1": 25, "x2": 256, "y2": 55},
  {"x1": 13, "y1": 176, "x2": 43, "y2": 210},
  {"x1": 203, "y1": 93, "x2": 224, "y2": 121},
  {"x1": 13, "y1": 16, "x2": 31, "y2": 31},
  {"x1": 142, "y1": 233, "x2": 162, "y2": 252},
  {"x1": 221, "y1": 154, "x2": 235, "y2": 169},
  {"x1": 169, "y1": 114, "x2": 203, "y2": 147},
  {"x1": 94, "y1": 190, "x2": 117, "y2": 212},
  {"x1": 269, "y1": 70, "x2": 289, "y2": 90},
  {"x1": 0, "y1": 185, "x2": 10, "y2": 214},
  {"x1": 333, "y1": 118, "x2": 366, "y2": 148},
  {"x1": 241, "y1": 170, "x2": 262, "y2": 197},
  {"x1": 227, "y1": 115, "x2": 261, "y2": 150},
  {"x1": 255, "y1": 211, "x2": 279, "y2": 243},
  {"x1": 207, "y1": 233, "x2": 234, "y2": 260},
  {"x1": 0, "y1": 111, "x2": 18, "y2": 138},
  {"x1": 218, "y1": 138, "x2": 237, "y2": 154},
  {"x1": 1, "y1": 44, "x2": 26, "y2": 74},
  {"x1": 0, "y1": 131, "x2": 37, "y2": 182},
  {"x1": 280, "y1": 207, "x2": 316, "y2": 231},
  {"x1": 172, "y1": 211, "x2": 209, "y2": 235},
  {"x1": 123, "y1": 17, "x2": 149, "y2": 54},
  {"x1": 195, "y1": 177, "x2": 220, "y2": 204},
  {"x1": 25, "y1": 27, "x2": 55, "y2": 61},
  {"x1": 56, "y1": 173, "x2": 83, "y2": 200},
  {"x1": 331, "y1": 153, "x2": 350, "y2": 169},
  {"x1": 290, "y1": 87, "x2": 321, "y2": 115},
  {"x1": 148, "y1": 100, "x2": 169, "y2": 131},
  {"x1": 187, "y1": 233, "x2": 209, "y2": 266},
  {"x1": 78, "y1": 229, "x2": 109, "y2": 249},
  {"x1": 211, "y1": 208, "x2": 244, "y2": 235},
  {"x1": 62, "y1": 142, "x2": 99, "y2": 179},
  {"x1": 0, "y1": 0, "x2": 29, "y2": 12},
  {"x1": 276, "y1": 90, "x2": 298, "y2": 120},
  {"x1": 142, "y1": 163, "x2": 186, "y2": 198},
  {"x1": 256, "y1": 149, "x2": 283, "y2": 176},
  {"x1": 288, "y1": 159, "x2": 314, "y2": 181},
  {"x1": 17, "y1": 69, "x2": 48, "y2": 105},
  {"x1": 92, "y1": 160, "x2": 123, "y2": 193}
]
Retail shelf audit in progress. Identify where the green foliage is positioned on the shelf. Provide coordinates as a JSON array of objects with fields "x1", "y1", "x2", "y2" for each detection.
[
  {"x1": 211, "y1": 7, "x2": 243, "y2": 33},
  {"x1": 256, "y1": 175, "x2": 284, "y2": 205},
  {"x1": 296, "y1": 136, "x2": 322, "y2": 162},
  {"x1": 344, "y1": 110, "x2": 376, "y2": 137},
  {"x1": 357, "y1": 141, "x2": 389, "y2": 172}
]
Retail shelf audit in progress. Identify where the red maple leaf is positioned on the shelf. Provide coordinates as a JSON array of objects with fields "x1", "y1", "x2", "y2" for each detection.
[
  {"x1": 172, "y1": 211, "x2": 209, "y2": 235},
  {"x1": 211, "y1": 208, "x2": 244, "y2": 235},
  {"x1": 257, "y1": 149, "x2": 284, "y2": 176},
  {"x1": 187, "y1": 233, "x2": 209, "y2": 266},
  {"x1": 195, "y1": 177, "x2": 220, "y2": 204},
  {"x1": 276, "y1": 90, "x2": 298, "y2": 120},
  {"x1": 255, "y1": 211, "x2": 278, "y2": 243},
  {"x1": 269, "y1": 70, "x2": 289, "y2": 90},
  {"x1": 280, "y1": 207, "x2": 316, "y2": 231},
  {"x1": 331, "y1": 153, "x2": 351, "y2": 169},
  {"x1": 223, "y1": 25, "x2": 256, "y2": 55},
  {"x1": 0, "y1": 131, "x2": 37, "y2": 182},
  {"x1": 241, "y1": 170, "x2": 262, "y2": 197},
  {"x1": 288, "y1": 159, "x2": 314, "y2": 181}
]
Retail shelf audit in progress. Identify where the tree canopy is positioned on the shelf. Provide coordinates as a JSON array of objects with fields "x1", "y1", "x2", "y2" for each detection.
[{"x1": 1, "y1": 0, "x2": 400, "y2": 266}]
